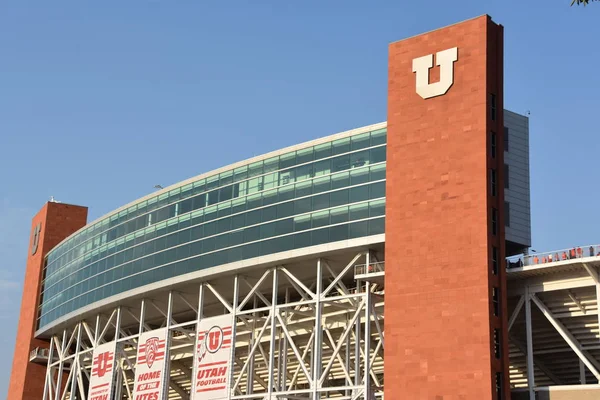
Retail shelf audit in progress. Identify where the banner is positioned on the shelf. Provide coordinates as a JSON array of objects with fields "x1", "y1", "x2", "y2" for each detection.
[
  {"x1": 132, "y1": 328, "x2": 169, "y2": 400},
  {"x1": 192, "y1": 315, "x2": 233, "y2": 400},
  {"x1": 88, "y1": 341, "x2": 117, "y2": 400}
]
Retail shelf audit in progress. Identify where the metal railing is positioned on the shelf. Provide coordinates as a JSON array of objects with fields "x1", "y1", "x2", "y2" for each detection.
[
  {"x1": 507, "y1": 244, "x2": 600, "y2": 269},
  {"x1": 355, "y1": 261, "x2": 385, "y2": 276}
]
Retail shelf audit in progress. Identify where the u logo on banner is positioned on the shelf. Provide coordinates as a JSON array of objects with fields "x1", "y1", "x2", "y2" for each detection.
[
  {"x1": 412, "y1": 47, "x2": 458, "y2": 99},
  {"x1": 206, "y1": 326, "x2": 224, "y2": 353},
  {"x1": 96, "y1": 352, "x2": 111, "y2": 377}
]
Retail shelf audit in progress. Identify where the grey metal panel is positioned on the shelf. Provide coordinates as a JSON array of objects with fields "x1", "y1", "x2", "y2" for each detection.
[{"x1": 504, "y1": 110, "x2": 531, "y2": 248}]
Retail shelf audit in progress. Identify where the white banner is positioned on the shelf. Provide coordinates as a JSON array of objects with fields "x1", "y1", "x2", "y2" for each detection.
[
  {"x1": 132, "y1": 328, "x2": 169, "y2": 400},
  {"x1": 192, "y1": 315, "x2": 233, "y2": 400},
  {"x1": 88, "y1": 341, "x2": 117, "y2": 400}
]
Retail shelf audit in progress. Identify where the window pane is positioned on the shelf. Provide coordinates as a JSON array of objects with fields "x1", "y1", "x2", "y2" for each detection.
[
  {"x1": 332, "y1": 138, "x2": 350, "y2": 155},
  {"x1": 279, "y1": 152, "x2": 296, "y2": 169},
  {"x1": 244, "y1": 226, "x2": 260, "y2": 243},
  {"x1": 278, "y1": 185, "x2": 295, "y2": 203},
  {"x1": 296, "y1": 148, "x2": 313, "y2": 165},
  {"x1": 219, "y1": 171, "x2": 233, "y2": 186},
  {"x1": 246, "y1": 210, "x2": 261, "y2": 226},
  {"x1": 276, "y1": 202, "x2": 294, "y2": 219},
  {"x1": 231, "y1": 214, "x2": 246, "y2": 230},
  {"x1": 330, "y1": 206, "x2": 349, "y2": 224},
  {"x1": 350, "y1": 167, "x2": 370, "y2": 186},
  {"x1": 369, "y1": 182, "x2": 385, "y2": 199},
  {"x1": 349, "y1": 203, "x2": 369, "y2": 220},
  {"x1": 294, "y1": 215, "x2": 311, "y2": 232},
  {"x1": 191, "y1": 225, "x2": 203, "y2": 241},
  {"x1": 263, "y1": 172, "x2": 278, "y2": 189},
  {"x1": 218, "y1": 217, "x2": 231, "y2": 233},
  {"x1": 295, "y1": 181, "x2": 312, "y2": 198},
  {"x1": 275, "y1": 219, "x2": 293, "y2": 236},
  {"x1": 314, "y1": 159, "x2": 331, "y2": 177},
  {"x1": 262, "y1": 189, "x2": 278, "y2": 206},
  {"x1": 204, "y1": 206, "x2": 218, "y2": 221},
  {"x1": 217, "y1": 201, "x2": 232, "y2": 218},
  {"x1": 314, "y1": 143, "x2": 332, "y2": 160},
  {"x1": 231, "y1": 198, "x2": 246, "y2": 214},
  {"x1": 330, "y1": 189, "x2": 349, "y2": 208},
  {"x1": 311, "y1": 227, "x2": 329, "y2": 245},
  {"x1": 313, "y1": 176, "x2": 331, "y2": 194},
  {"x1": 312, "y1": 211, "x2": 330, "y2": 228},
  {"x1": 193, "y1": 180, "x2": 206, "y2": 195},
  {"x1": 208, "y1": 190, "x2": 219, "y2": 205},
  {"x1": 247, "y1": 194, "x2": 262, "y2": 210},
  {"x1": 234, "y1": 166, "x2": 248, "y2": 182},
  {"x1": 312, "y1": 193, "x2": 330, "y2": 211},
  {"x1": 370, "y1": 129, "x2": 386, "y2": 146},
  {"x1": 262, "y1": 206, "x2": 277, "y2": 222},
  {"x1": 193, "y1": 194, "x2": 206, "y2": 210},
  {"x1": 263, "y1": 157, "x2": 279, "y2": 173},
  {"x1": 331, "y1": 172, "x2": 350, "y2": 190},
  {"x1": 260, "y1": 222, "x2": 277, "y2": 239},
  {"x1": 349, "y1": 221, "x2": 368, "y2": 238},
  {"x1": 332, "y1": 155, "x2": 350, "y2": 172},
  {"x1": 351, "y1": 132, "x2": 370, "y2": 151},
  {"x1": 369, "y1": 200, "x2": 385, "y2": 217},
  {"x1": 370, "y1": 146, "x2": 386, "y2": 164},
  {"x1": 368, "y1": 218, "x2": 385, "y2": 235},
  {"x1": 349, "y1": 185, "x2": 369, "y2": 204},
  {"x1": 295, "y1": 164, "x2": 313, "y2": 181},
  {"x1": 219, "y1": 185, "x2": 233, "y2": 202},
  {"x1": 248, "y1": 161, "x2": 263, "y2": 178},
  {"x1": 370, "y1": 164, "x2": 386, "y2": 181},
  {"x1": 243, "y1": 243, "x2": 260, "y2": 259},
  {"x1": 350, "y1": 150, "x2": 369, "y2": 169},
  {"x1": 329, "y1": 224, "x2": 348, "y2": 242}
]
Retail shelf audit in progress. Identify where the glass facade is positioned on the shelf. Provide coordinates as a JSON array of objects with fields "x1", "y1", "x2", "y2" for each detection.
[{"x1": 38, "y1": 128, "x2": 387, "y2": 329}]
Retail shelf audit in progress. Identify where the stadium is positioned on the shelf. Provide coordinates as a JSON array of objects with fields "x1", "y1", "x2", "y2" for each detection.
[{"x1": 9, "y1": 15, "x2": 600, "y2": 400}]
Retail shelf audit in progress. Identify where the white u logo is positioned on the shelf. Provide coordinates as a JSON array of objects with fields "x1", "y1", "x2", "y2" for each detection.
[{"x1": 412, "y1": 47, "x2": 458, "y2": 99}]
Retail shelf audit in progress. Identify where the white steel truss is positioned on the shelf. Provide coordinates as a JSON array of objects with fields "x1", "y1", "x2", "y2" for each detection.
[
  {"x1": 507, "y1": 258, "x2": 600, "y2": 399},
  {"x1": 40, "y1": 250, "x2": 385, "y2": 400}
]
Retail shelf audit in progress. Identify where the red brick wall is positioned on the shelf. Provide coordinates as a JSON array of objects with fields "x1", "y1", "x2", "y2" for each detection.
[
  {"x1": 385, "y1": 15, "x2": 509, "y2": 399},
  {"x1": 8, "y1": 202, "x2": 88, "y2": 400}
]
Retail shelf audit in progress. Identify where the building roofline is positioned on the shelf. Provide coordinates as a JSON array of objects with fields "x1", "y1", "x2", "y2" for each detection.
[
  {"x1": 389, "y1": 14, "x2": 496, "y2": 46},
  {"x1": 46, "y1": 121, "x2": 387, "y2": 256}
]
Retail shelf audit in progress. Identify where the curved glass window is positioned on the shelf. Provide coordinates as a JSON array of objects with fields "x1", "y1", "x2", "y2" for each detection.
[{"x1": 38, "y1": 128, "x2": 387, "y2": 329}]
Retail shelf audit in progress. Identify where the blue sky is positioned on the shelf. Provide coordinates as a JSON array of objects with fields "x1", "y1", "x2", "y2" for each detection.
[{"x1": 0, "y1": 0, "x2": 598, "y2": 394}]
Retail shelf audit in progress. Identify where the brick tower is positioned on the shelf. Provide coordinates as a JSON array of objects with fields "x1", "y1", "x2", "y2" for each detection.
[
  {"x1": 8, "y1": 202, "x2": 88, "y2": 400},
  {"x1": 385, "y1": 15, "x2": 510, "y2": 399}
]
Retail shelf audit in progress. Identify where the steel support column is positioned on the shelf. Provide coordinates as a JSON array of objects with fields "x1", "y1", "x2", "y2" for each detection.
[
  {"x1": 364, "y1": 251, "x2": 372, "y2": 400},
  {"x1": 229, "y1": 275, "x2": 239, "y2": 400},
  {"x1": 525, "y1": 288, "x2": 535, "y2": 400},
  {"x1": 313, "y1": 259, "x2": 323, "y2": 400},
  {"x1": 268, "y1": 268, "x2": 278, "y2": 398}
]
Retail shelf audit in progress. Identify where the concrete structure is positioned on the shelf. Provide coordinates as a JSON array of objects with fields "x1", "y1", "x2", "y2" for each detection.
[{"x1": 8, "y1": 14, "x2": 599, "y2": 400}]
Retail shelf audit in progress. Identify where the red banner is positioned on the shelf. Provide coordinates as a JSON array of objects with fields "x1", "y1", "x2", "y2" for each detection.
[
  {"x1": 88, "y1": 341, "x2": 117, "y2": 400},
  {"x1": 192, "y1": 315, "x2": 233, "y2": 400},
  {"x1": 132, "y1": 328, "x2": 168, "y2": 400}
]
